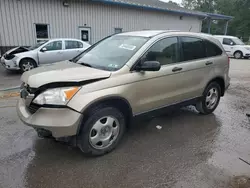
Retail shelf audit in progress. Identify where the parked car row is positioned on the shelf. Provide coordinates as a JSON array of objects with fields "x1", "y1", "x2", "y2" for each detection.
[
  {"x1": 1, "y1": 38, "x2": 90, "y2": 72},
  {"x1": 17, "y1": 30, "x2": 230, "y2": 156}
]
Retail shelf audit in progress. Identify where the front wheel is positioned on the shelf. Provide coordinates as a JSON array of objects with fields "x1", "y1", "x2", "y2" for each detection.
[
  {"x1": 234, "y1": 51, "x2": 243, "y2": 59},
  {"x1": 77, "y1": 106, "x2": 126, "y2": 156},
  {"x1": 19, "y1": 59, "x2": 37, "y2": 72},
  {"x1": 196, "y1": 82, "x2": 221, "y2": 115}
]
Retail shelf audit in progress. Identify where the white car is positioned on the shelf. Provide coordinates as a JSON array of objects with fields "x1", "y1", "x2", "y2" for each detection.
[
  {"x1": 1, "y1": 38, "x2": 90, "y2": 72},
  {"x1": 214, "y1": 35, "x2": 250, "y2": 59}
]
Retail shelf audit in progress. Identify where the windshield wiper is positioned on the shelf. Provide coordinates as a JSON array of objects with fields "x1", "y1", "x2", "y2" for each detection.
[{"x1": 79, "y1": 62, "x2": 92, "y2": 68}]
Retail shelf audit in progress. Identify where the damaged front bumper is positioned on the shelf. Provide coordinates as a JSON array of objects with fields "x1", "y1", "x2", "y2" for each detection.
[
  {"x1": 1, "y1": 57, "x2": 20, "y2": 70},
  {"x1": 17, "y1": 98, "x2": 83, "y2": 138}
]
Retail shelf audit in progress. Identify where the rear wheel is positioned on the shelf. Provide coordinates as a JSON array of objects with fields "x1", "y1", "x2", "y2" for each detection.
[
  {"x1": 196, "y1": 82, "x2": 221, "y2": 115},
  {"x1": 19, "y1": 59, "x2": 37, "y2": 72},
  {"x1": 77, "y1": 106, "x2": 126, "y2": 156},
  {"x1": 234, "y1": 51, "x2": 243, "y2": 59}
]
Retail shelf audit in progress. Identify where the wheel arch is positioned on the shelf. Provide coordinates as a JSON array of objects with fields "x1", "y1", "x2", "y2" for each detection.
[
  {"x1": 205, "y1": 77, "x2": 225, "y2": 96},
  {"x1": 233, "y1": 50, "x2": 243, "y2": 58},
  {"x1": 19, "y1": 57, "x2": 38, "y2": 67},
  {"x1": 77, "y1": 96, "x2": 133, "y2": 133}
]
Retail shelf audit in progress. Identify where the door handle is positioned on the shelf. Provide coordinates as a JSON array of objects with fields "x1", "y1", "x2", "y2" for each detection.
[
  {"x1": 172, "y1": 67, "x2": 183, "y2": 72},
  {"x1": 205, "y1": 61, "x2": 213, "y2": 65},
  {"x1": 57, "y1": 51, "x2": 63, "y2": 54}
]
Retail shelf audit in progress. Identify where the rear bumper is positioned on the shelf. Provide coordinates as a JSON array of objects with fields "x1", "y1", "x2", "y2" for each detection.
[{"x1": 17, "y1": 98, "x2": 83, "y2": 138}]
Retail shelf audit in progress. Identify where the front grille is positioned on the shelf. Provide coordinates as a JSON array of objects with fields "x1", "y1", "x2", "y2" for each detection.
[
  {"x1": 21, "y1": 83, "x2": 36, "y2": 94},
  {"x1": 21, "y1": 84, "x2": 39, "y2": 114},
  {"x1": 27, "y1": 103, "x2": 40, "y2": 114}
]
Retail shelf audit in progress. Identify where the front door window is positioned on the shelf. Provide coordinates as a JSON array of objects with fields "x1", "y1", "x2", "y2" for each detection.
[
  {"x1": 142, "y1": 37, "x2": 179, "y2": 66},
  {"x1": 43, "y1": 41, "x2": 62, "y2": 51}
]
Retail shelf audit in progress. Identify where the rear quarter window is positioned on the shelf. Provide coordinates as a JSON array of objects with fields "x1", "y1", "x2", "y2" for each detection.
[{"x1": 205, "y1": 40, "x2": 223, "y2": 57}]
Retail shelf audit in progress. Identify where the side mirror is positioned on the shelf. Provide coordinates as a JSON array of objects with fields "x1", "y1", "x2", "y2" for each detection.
[
  {"x1": 40, "y1": 47, "x2": 47, "y2": 52},
  {"x1": 135, "y1": 61, "x2": 161, "y2": 72},
  {"x1": 230, "y1": 42, "x2": 234, "y2": 46}
]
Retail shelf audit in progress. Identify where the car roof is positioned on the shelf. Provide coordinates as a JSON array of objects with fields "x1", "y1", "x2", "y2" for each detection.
[
  {"x1": 117, "y1": 30, "x2": 180, "y2": 37},
  {"x1": 49, "y1": 38, "x2": 85, "y2": 42},
  {"x1": 117, "y1": 30, "x2": 219, "y2": 39},
  {"x1": 117, "y1": 30, "x2": 223, "y2": 48},
  {"x1": 214, "y1": 35, "x2": 237, "y2": 39}
]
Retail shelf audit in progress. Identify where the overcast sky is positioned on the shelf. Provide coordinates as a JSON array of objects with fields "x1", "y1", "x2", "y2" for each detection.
[{"x1": 160, "y1": 0, "x2": 182, "y2": 5}]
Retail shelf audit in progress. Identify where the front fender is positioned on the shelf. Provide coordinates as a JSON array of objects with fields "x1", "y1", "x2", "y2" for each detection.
[
  {"x1": 15, "y1": 52, "x2": 38, "y2": 66},
  {"x1": 67, "y1": 86, "x2": 132, "y2": 114}
]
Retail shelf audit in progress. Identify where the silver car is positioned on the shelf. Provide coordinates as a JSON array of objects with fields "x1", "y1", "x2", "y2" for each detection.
[{"x1": 1, "y1": 38, "x2": 90, "y2": 72}]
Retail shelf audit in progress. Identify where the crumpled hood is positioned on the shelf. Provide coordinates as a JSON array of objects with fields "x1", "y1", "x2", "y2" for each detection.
[
  {"x1": 5, "y1": 46, "x2": 29, "y2": 55},
  {"x1": 21, "y1": 61, "x2": 111, "y2": 88}
]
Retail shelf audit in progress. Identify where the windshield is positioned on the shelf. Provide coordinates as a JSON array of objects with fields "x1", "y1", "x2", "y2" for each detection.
[
  {"x1": 28, "y1": 40, "x2": 48, "y2": 50},
  {"x1": 76, "y1": 35, "x2": 149, "y2": 71},
  {"x1": 233, "y1": 38, "x2": 245, "y2": 45}
]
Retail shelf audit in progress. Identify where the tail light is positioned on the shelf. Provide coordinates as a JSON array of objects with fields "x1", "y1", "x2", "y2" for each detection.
[{"x1": 227, "y1": 56, "x2": 230, "y2": 65}]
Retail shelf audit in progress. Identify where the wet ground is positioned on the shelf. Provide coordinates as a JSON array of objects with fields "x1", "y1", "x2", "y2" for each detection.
[
  {"x1": 0, "y1": 65, "x2": 21, "y2": 89},
  {"x1": 0, "y1": 59, "x2": 250, "y2": 188}
]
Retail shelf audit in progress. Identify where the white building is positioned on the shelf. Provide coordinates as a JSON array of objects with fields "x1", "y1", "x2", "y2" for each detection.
[{"x1": 0, "y1": 0, "x2": 232, "y2": 54}]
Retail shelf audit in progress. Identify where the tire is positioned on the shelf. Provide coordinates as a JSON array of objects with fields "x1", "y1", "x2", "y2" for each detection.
[
  {"x1": 234, "y1": 51, "x2": 243, "y2": 59},
  {"x1": 77, "y1": 106, "x2": 126, "y2": 156},
  {"x1": 19, "y1": 59, "x2": 37, "y2": 72},
  {"x1": 196, "y1": 82, "x2": 221, "y2": 115},
  {"x1": 35, "y1": 128, "x2": 53, "y2": 138}
]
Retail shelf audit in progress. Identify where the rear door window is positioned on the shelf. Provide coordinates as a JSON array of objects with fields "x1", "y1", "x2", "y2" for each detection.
[
  {"x1": 205, "y1": 40, "x2": 223, "y2": 57},
  {"x1": 180, "y1": 37, "x2": 206, "y2": 61},
  {"x1": 65, "y1": 40, "x2": 83, "y2": 49}
]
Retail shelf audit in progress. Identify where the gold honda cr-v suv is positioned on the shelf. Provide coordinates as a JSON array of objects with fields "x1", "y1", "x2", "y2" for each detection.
[{"x1": 17, "y1": 30, "x2": 230, "y2": 156}]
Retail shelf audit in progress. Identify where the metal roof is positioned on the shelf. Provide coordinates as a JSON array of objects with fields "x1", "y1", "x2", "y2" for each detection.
[
  {"x1": 91, "y1": 0, "x2": 233, "y2": 20},
  {"x1": 207, "y1": 13, "x2": 234, "y2": 20}
]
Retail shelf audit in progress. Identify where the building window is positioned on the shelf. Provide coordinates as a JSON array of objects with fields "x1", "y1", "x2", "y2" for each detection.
[
  {"x1": 114, "y1": 28, "x2": 122, "y2": 34},
  {"x1": 35, "y1": 24, "x2": 49, "y2": 42}
]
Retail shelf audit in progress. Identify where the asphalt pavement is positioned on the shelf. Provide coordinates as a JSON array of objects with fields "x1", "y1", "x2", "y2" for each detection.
[
  {"x1": 0, "y1": 65, "x2": 21, "y2": 90},
  {"x1": 0, "y1": 59, "x2": 250, "y2": 188}
]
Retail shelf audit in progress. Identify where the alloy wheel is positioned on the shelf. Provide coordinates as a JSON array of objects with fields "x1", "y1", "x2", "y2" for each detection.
[
  {"x1": 235, "y1": 52, "x2": 242, "y2": 59},
  {"x1": 205, "y1": 87, "x2": 219, "y2": 110},
  {"x1": 89, "y1": 116, "x2": 120, "y2": 149},
  {"x1": 22, "y1": 61, "x2": 34, "y2": 71}
]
